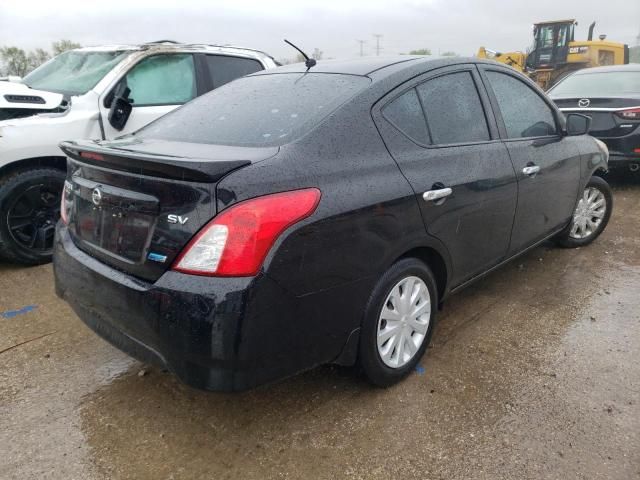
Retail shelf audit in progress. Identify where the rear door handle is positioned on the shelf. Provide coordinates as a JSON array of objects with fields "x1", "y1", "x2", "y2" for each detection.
[
  {"x1": 423, "y1": 187, "x2": 452, "y2": 202},
  {"x1": 522, "y1": 165, "x2": 541, "y2": 176}
]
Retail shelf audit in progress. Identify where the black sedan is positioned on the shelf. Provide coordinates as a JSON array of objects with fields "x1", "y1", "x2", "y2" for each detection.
[
  {"x1": 54, "y1": 57, "x2": 611, "y2": 391},
  {"x1": 549, "y1": 64, "x2": 640, "y2": 172}
]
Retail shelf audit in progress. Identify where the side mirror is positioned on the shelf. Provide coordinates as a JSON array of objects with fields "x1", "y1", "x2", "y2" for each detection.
[
  {"x1": 565, "y1": 113, "x2": 591, "y2": 136},
  {"x1": 108, "y1": 86, "x2": 133, "y2": 131}
]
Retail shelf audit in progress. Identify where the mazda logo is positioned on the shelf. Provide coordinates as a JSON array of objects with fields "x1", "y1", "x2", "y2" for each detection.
[
  {"x1": 91, "y1": 187, "x2": 102, "y2": 206},
  {"x1": 578, "y1": 98, "x2": 591, "y2": 108}
]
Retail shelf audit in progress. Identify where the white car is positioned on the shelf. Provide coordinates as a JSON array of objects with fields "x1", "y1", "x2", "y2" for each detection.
[{"x1": 0, "y1": 41, "x2": 277, "y2": 264}]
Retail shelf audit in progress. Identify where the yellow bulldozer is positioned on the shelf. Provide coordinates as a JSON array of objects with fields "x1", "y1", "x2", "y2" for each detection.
[{"x1": 478, "y1": 19, "x2": 630, "y2": 90}]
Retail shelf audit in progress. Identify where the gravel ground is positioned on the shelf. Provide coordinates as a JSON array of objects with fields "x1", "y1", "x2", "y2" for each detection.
[{"x1": 1, "y1": 173, "x2": 639, "y2": 480}]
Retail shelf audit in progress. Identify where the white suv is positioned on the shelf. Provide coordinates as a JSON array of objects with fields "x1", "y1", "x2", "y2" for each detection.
[{"x1": 0, "y1": 41, "x2": 277, "y2": 264}]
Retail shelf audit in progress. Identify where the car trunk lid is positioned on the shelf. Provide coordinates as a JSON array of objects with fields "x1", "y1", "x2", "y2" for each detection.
[
  {"x1": 59, "y1": 138, "x2": 277, "y2": 282},
  {"x1": 553, "y1": 96, "x2": 640, "y2": 138}
]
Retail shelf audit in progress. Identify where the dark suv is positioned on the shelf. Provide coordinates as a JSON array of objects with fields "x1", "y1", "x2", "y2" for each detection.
[{"x1": 54, "y1": 57, "x2": 612, "y2": 391}]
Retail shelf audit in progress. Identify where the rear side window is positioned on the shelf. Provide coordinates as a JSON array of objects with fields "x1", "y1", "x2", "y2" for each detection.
[
  {"x1": 136, "y1": 73, "x2": 370, "y2": 147},
  {"x1": 416, "y1": 72, "x2": 490, "y2": 145},
  {"x1": 383, "y1": 89, "x2": 430, "y2": 144},
  {"x1": 125, "y1": 54, "x2": 196, "y2": 106},
  {"x1": 204, "y1": 55, "x2": 264, "y2": 89},
  {"x1": 486, "y1": 71, "x2": 557, "y2": 138}
]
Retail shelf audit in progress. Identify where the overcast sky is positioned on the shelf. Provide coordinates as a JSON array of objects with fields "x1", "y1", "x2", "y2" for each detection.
[{"x1": 1, "y1": 0, "x2": 638, "y2": 61}]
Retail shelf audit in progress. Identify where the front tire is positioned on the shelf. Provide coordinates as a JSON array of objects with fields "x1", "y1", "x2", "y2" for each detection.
[
  {"x1": 0, "y1": 168, "x2": 65, "y2": 265},
  {"x1": 358, "y1": 258, "x2": 438, "y2": 387},
  {"x1": 555, "y1": 175, "x2": 613, "y2": 248}
]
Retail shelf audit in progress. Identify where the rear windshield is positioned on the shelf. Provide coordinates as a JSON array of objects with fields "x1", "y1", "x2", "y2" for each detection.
[
  {"x1": 23, "y1": 50, "x2": 130, "y2": 96},
  {"x1": 550, "y1": 71, "x2": 640, "y2": 97},
  {"x1": 136, "y1": 73, "x2": 370, "y2": 147}
]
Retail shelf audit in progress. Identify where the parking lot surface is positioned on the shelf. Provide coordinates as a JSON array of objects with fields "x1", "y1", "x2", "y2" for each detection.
[{"x1": 1, "y1": 175, "x2": 639, "y2": 480}]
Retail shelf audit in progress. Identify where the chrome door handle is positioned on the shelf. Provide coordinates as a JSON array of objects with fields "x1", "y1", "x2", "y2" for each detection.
[
  {"x1": 522, "y1": 165, "x2": 540, "y2": 176},
  {"x1": 423, "y1": 187, "x2": 452, "y2": 202}
]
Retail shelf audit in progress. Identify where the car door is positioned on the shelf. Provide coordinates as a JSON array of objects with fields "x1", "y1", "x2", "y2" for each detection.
[
  {"x1": 478, "y1": 66, "x2": 582, "y2": 255},
  {"x1": 373, "y1": 65, "x2": 518, "y2": 287},
  {"x1": 99, "y1": 53, "x2": 197, "y2": 138}
]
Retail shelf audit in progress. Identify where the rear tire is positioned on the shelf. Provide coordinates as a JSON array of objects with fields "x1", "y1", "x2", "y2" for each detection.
[
  {"x1": 554, "y1": 175, "x2": 613, "y2": 248},
  {"x1": 0, "y1": 168, "x2": 65, "y2": 265},
  {"x1": 358, "y1": 258, "x2": 438, "y2": 387}
]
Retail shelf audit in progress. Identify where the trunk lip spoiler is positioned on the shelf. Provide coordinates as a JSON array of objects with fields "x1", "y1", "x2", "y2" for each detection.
[{"x1": 59, "y1": 140, "x2": 276, "y2": 183}]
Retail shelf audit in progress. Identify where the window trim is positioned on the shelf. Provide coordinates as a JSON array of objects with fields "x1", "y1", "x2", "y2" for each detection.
[
  {"x1": 102, "y1": 53, "x2": 198, "y2": 109},
  {"x1": 477, "y1": 65, "x2": 564, "y2": 142},
  {"x1": 374, "y1": 64, "x2": 502, "y2": 149}
]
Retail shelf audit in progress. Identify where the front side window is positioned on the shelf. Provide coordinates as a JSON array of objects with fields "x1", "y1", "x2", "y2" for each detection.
[
  {"x1": 486, "y1": 71, "x2": 557, "y2": 139},
  {"x1": 204, "y1": 55, "x2": 263, "y2": 89},
  {"x1": 557, "y1": 25, "x2": 569, "y2": 47},
  {"x1": 416, "y1": 71, "x2": 490, "y2": 145},
  {"x1": 123, "y1": 54, "x2": 196, "y2": 106},
  {"x1": 538, "y1": 26, "x2": 555, "y2": 49},
  {"x1": 22, "y1": 50, "x2": 129, "y2": 96},
  {"x1": 382, "y1": 88, "x2": 430, "y2": 144}
]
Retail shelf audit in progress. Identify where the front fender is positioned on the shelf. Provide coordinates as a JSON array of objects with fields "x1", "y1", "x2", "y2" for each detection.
[
  {"x1": 580, "y1": 136, "x2": 609, "y2": 182},
  {"x1": 0, "y1": 94, "x2": 102, "y2": 168}
]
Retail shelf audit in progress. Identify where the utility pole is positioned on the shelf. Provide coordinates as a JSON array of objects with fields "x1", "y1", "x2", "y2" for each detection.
[
  {"x1": 356, "y1": 40, "x2": 366, "y2": 57},
  {"x1": 373, "y1": 34, "x2": 383, "y2": 56}
]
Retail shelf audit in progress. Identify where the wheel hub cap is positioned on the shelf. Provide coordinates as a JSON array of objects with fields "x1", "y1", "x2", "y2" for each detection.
[
  {"x1": 569, "y1": 186, "x2": 606, "y2": 240},
  {"x1": 377, "y1": 276, "x2": 431, "y2": 369}
]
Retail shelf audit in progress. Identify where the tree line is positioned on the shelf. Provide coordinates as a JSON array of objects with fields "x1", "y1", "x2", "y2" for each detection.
[{"x1": 0, "y1": 40, "x2": 81, "y2": 77}]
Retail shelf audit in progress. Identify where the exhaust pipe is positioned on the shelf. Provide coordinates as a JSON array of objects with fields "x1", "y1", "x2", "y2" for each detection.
[
  {"x1": 630, "y1": 163, "x2": 640, "y2": 172},
  {"x1": 588, "y1": 22, "x2": 596, "y2": 41}
]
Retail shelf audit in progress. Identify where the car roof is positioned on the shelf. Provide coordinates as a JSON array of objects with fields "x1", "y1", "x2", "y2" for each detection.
[
  {"x1": 73, "y1": 42, "x2": 275, "y2": 62},
  {"x1": 571, "y1": 64, "x2": 640, "y2": 75},
  {"x1": 253, "y1": 55, "x2": 478, "y2": 77}
]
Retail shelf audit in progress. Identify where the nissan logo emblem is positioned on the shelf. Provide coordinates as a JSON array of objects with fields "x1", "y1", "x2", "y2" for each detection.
[
  {"x1": 578, "y1": 98, "x2": 590, "y2": 108},
  {"x1": 91, "y1": 187, "x2": 103, "y2": 206}
]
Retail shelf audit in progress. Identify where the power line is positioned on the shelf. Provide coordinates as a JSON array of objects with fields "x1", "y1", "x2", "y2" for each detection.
[
  {"x1": 356, "y1": 39, "x2": 366, "y2": 57},
  {"x1": 373, "y1": 34, "x2": 383, "y2": 56}
]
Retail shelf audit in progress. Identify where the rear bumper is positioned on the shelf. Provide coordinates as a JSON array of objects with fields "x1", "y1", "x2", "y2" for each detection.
[
  {"x1": 598, "y1": 133, "x2": 640, "y2": 168},
  {"x1": 54, "y1": 225, "x2": 359, "y2": 391},
  {"x1": 607, "y1": 153, "x2": 640, "y2": 168}
]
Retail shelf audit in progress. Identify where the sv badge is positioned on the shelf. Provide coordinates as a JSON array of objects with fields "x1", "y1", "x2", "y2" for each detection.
[{"x1": 167, "y1": 214, "x2": 189, "y2": 225}]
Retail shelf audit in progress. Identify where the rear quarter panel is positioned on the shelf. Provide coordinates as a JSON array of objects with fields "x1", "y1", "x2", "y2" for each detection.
[{"x1": 216, "y1": 89, "x2": 434, "y2": 296}]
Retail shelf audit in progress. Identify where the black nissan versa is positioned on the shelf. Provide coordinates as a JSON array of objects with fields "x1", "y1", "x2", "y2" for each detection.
[
  {"x1": 548, "y1": 64, "x2": 640, "y2": 173},
  {"x1": 53, "y1": 57, "x2": 612, "y2": 391}
]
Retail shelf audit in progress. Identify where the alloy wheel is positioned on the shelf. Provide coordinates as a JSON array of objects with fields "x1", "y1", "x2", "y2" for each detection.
[
  {"x1": 6, "y1": 182, "x2": 62, "y2": 253},
  {"x1": 377, "y1": 275, "x2": 431, "y2": 369}
]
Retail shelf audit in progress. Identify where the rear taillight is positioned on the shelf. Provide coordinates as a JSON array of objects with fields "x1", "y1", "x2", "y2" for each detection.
[
  {"x1": 615, "y1": 107, "x2": 640, "y2": 120},
  {"x1": 60, "y1": 180, "x2": 72, "y2": 225},
  {"x1": 172, "y1": 188, "x2": 321, "y2": 277}
]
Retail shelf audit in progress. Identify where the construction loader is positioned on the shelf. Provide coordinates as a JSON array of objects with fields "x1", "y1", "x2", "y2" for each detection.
[{"x1": 478, "y1": 20, "x2": 630, "y2": 90}]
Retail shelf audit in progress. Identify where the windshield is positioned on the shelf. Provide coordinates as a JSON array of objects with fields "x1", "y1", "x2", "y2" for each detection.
[
  {"x1": 23, "y1": 50, "x2": 130, "y2": 96},
  {"x1": 136, "y1": 73, "x2": 370, "y2": 147},
  {"x1": 550, "y1": 71, "x2": 640, "y2": 97}
]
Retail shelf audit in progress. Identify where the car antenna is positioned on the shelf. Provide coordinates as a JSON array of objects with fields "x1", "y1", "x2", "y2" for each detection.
[{"x1": 284, "y1": 39, "x2": 317, "y2": 70}]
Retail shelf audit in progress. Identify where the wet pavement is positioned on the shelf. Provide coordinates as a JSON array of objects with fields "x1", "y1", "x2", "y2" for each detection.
[{"x1": 1, "y1": 174, "x2": 639, "y2": 480}]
